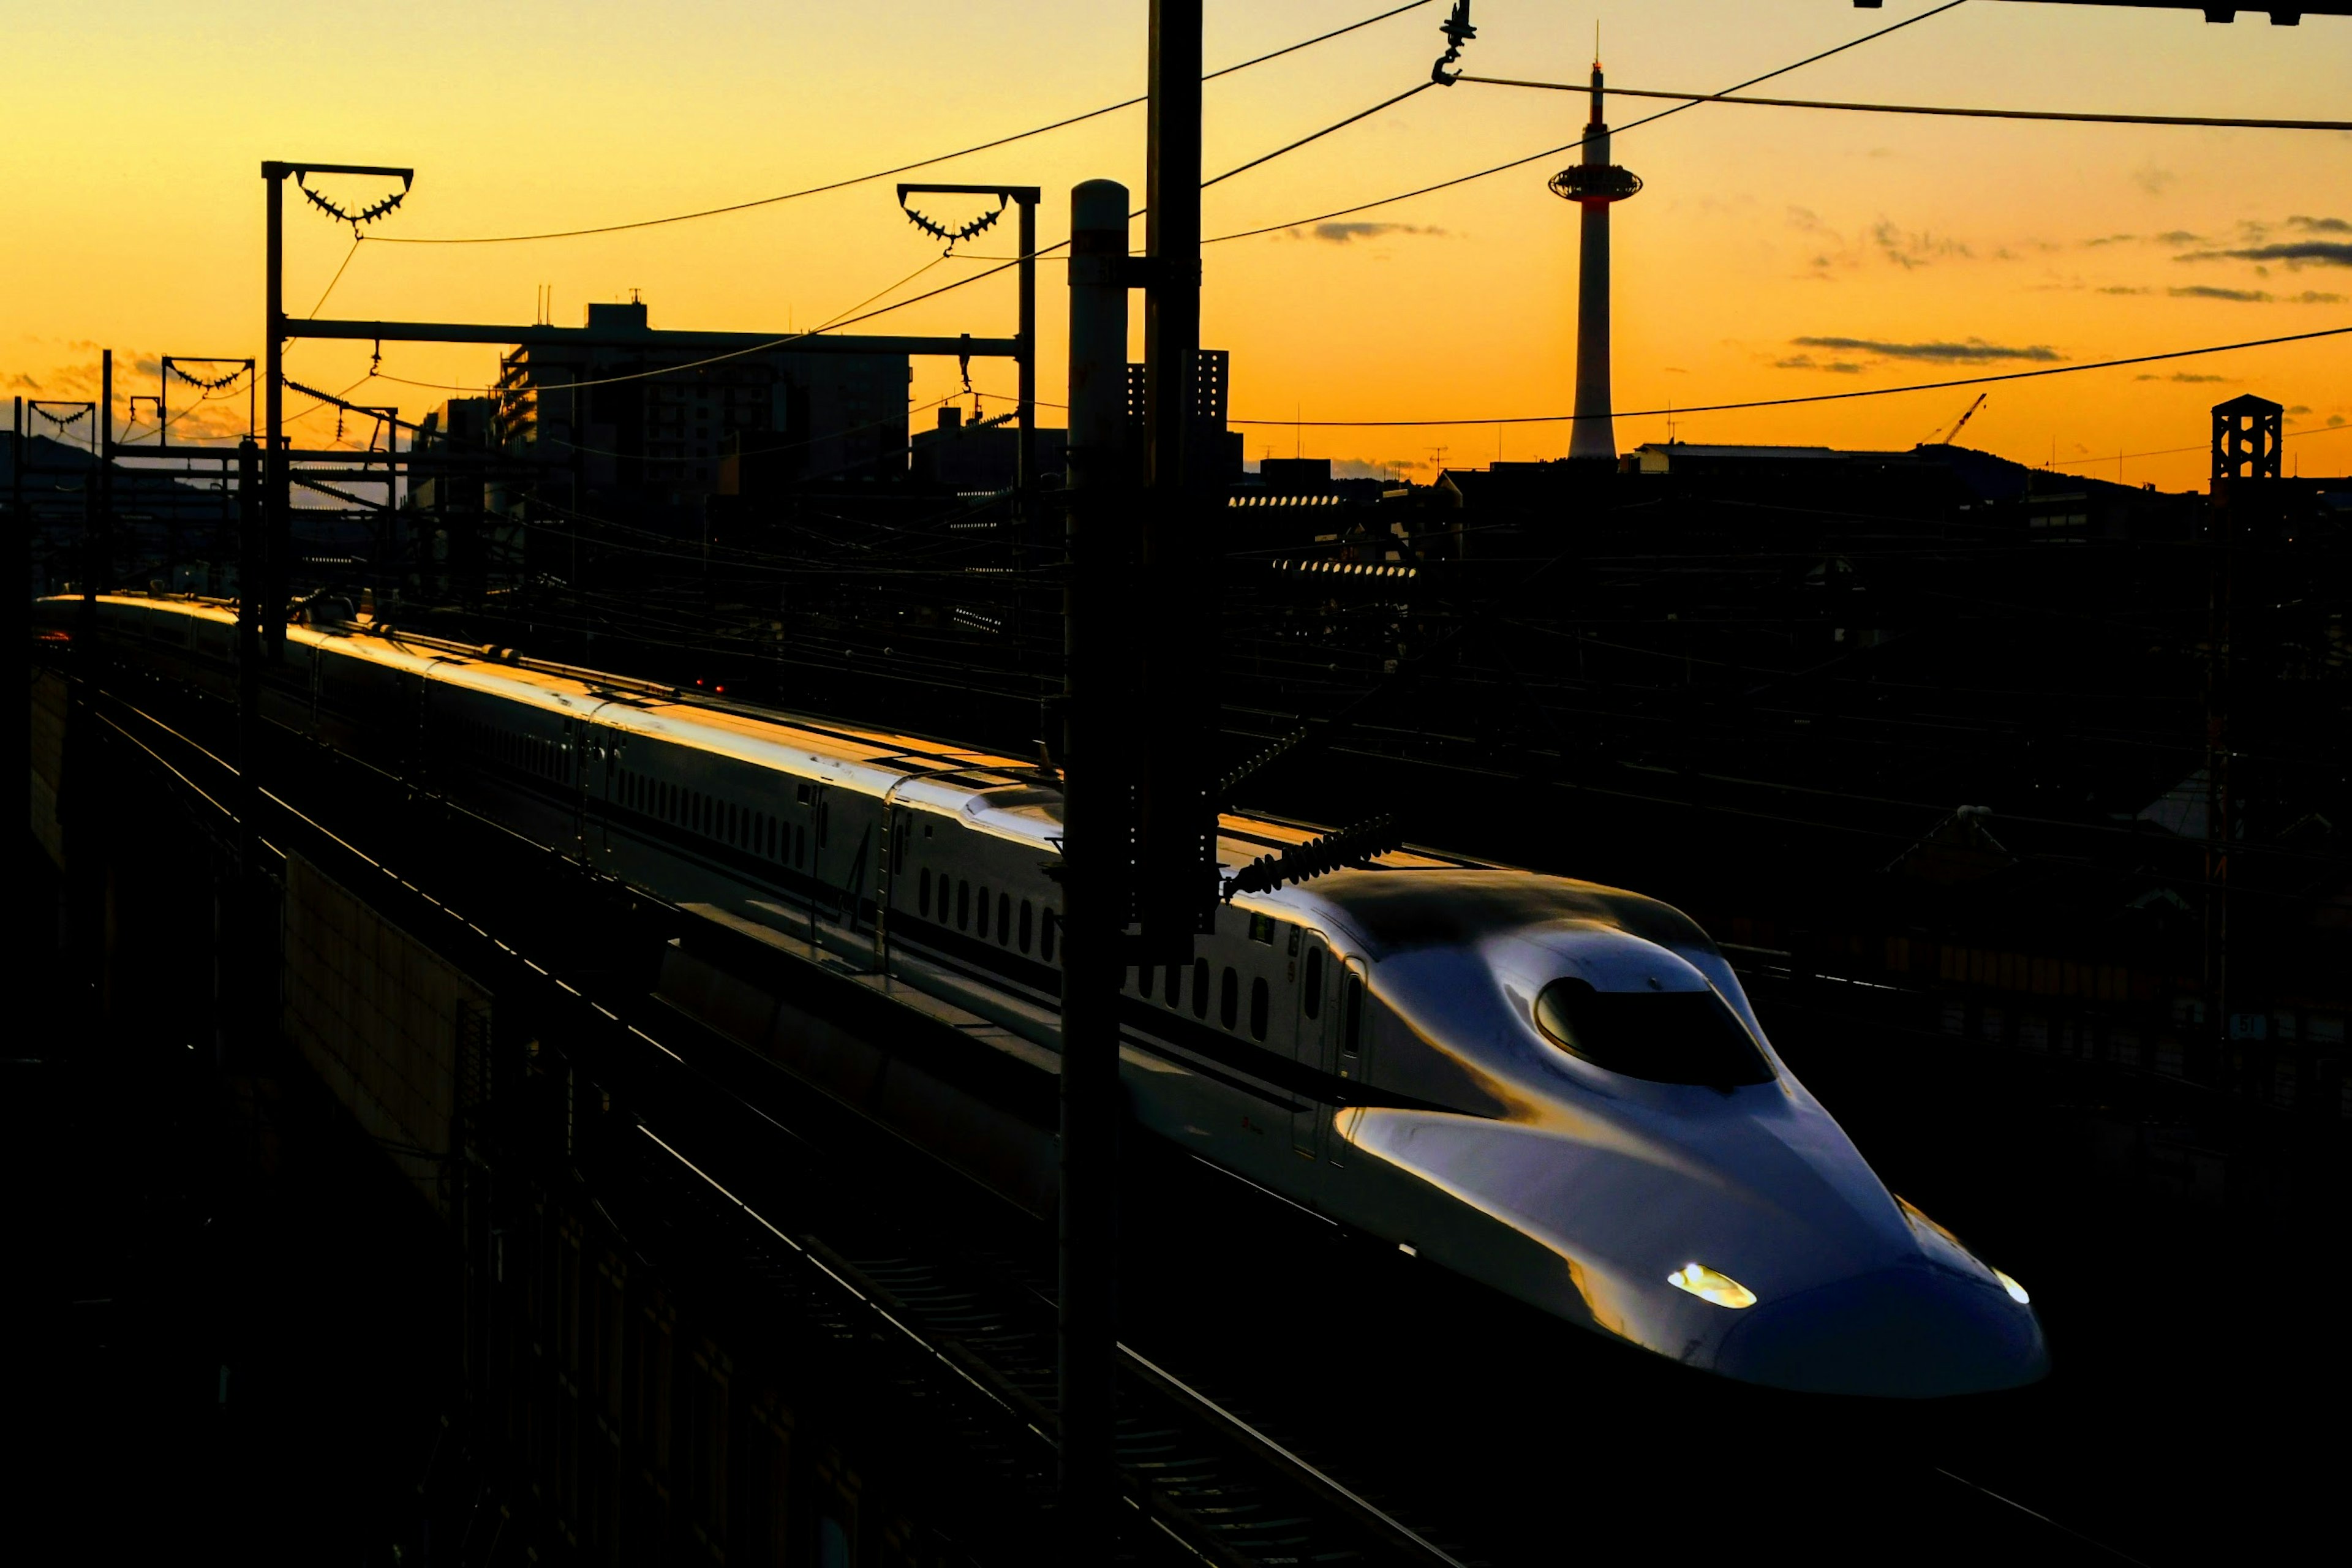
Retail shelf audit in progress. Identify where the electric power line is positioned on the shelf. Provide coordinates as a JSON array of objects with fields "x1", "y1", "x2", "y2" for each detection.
[
  {"x1": 1202, "y1": 0, "x2": 1972, "y2": 244},
  {"x1": 368, "y1": 1, "x2": 1438, "y2": 246},
  {"x1": 1221, "y1": 326, "x2": 2351, "y2": 426},
  {"x1": 316, "y1": 6, "x2": 1988, "y2": 409},
  {"x1": 1455, "y1": 78, "x2": 2352, "y2": 133}
]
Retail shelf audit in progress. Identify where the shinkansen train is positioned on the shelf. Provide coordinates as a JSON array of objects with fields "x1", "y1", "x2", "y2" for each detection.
[{"x1": 55, "y1": 594, "x2": 2047, "y2": 1398}]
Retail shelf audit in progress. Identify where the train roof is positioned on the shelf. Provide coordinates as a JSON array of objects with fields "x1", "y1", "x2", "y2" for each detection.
[
  {"x1": 76, "y1": 595, "x2": 1702, "y2": 945},
  {"x1": 73, "y1": 594, "x2": 1488, "y2": 881}
]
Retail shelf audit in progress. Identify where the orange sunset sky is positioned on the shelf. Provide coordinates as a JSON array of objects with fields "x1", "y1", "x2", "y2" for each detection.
[{"x1": 6, "y1": 0, "x2": 2347, "y2": 492}]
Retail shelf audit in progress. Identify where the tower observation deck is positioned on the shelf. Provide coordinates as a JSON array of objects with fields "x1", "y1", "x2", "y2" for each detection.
[{"x1": 1549, "y1": 62, "x2": 1642, "y2": 464}]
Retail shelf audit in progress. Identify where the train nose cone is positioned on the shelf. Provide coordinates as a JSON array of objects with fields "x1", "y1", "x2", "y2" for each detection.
[{"x1": 1716, "y1": 1262, "x2": 2048, "y2": 1398}]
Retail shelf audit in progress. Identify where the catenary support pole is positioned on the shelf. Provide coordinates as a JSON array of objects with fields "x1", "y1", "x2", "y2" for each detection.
[
  {"x1": 262, "y1": 162, "x2": 287, "y2": 661},
  {"x1": 97, "y1": 350, "x2": 113, "y2": 598},
  {"x1": 235, "y1": 433, "x2": 266, "y2": 1068},
  {"x1": 1018, "y1": 193, "x2": 1039, "y2": 511},
  {"x1": 1058, "y1": 175, "x2": 1133, "y2": 1561}
]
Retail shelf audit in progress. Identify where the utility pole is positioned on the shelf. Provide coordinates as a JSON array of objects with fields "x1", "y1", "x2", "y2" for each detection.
[
  {"x1": 1137, "y1": 0, "x2": 1217, "y2": 952},
  {"x1": 1057, "y1": 175, "x2": 1133, "y2": 1559}
]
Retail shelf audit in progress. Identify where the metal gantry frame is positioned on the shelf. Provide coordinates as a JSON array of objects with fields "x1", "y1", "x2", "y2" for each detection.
[{"x1": 256, "y1": 159, "x2": 1046, "y2": 662}]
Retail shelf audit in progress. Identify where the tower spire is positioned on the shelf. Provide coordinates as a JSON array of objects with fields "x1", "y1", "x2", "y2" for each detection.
[{"x1": 1550, "y1": 44, "x2": 1641, "y2": 466}]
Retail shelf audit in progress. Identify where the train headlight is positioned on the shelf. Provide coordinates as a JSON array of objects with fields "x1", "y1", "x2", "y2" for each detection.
[
  {"x1": 1667, "y1": 1262, "x2": 1757, "y2": 1309},
  {"x1": 1992, "y1": 1268, "x2": 2030, "y2": 1306}
]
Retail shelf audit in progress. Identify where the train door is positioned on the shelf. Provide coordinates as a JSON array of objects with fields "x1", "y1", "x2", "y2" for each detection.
[
  {"x1": 1328, "y1": 957, "x2": 1369, "y2": 1166},
  {"x1": 593, "y1": 727, "x2": 618, "y2": 862},
  {"x1": 809, "y1": 782, "x2": 833, "y2": 919},
  {"x1": 563, "y1": 717, "x2": 587, "y2": 856},
  {"x1": 1292, "y1": 933, "x2": 1338, "y2": 1159}
]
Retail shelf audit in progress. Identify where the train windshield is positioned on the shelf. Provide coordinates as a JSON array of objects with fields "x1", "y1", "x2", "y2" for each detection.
[{"x1": 1532, "y1": 979, "x2": 1774, "y2": 1088}]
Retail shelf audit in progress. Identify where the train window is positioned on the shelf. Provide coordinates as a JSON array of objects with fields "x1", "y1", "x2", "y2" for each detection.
[
  {"x1": 765, "y1": 816, "x2": 776, "y2": 858},
  {"x1": 818, "y1": 802, "x2": 829, "y2": 847},
  {"x1": 957, "y1": 880, "x2": 970, "y2": 930},
  {"x1": 1165, "y1": 962, "x2": 1182, "y2": 1009},
  {"x1": 1134, "y1": 964, "x2": 1153, "y2": 999},
  {"x1": 1219, "y1": 968, "x2": 1240, "y2": 1030},
  {"x1": 726, "y1": 803, "x2": 737, "y2": 845},
  {"x1": 1343, "y1": 974, "x2": 1364, "y2": 1056},
  {"x1": 997, "y1": 893, "x2": 1011, "y2": 946},
  {"x1": 1531, "y1": 979, "x2": 1775, "y2": 1088},
  {"x1": 1019, "y1": 900, "x2": 1033, "y2": 953},
  {"x1": 796, "y1": 783, "x2": 812, "y2": 805},
  {"x1": 1249, "y1": 978, "x2": 1270, "y2": 1041},
  {"x1": 1192, "y1": 959, "x2": 1210, "y2": 1019},
  {"x1": 1248, "y1": 913, "x2": 1276, "y2": 946},
  {"x1": 797, "y1": 825, "x2": 808, "y2": 865},
  {"x1": 919, "y1": 868, "x2": 932, "y2": 918},
  {"x1": 976, "y1": 888, "x2": 990, "y2": 940},
  {"x1": 1041, "y1": 908, "x2": 1058, "y2": 962},
  {"x1": 1303, "y1": 949, "x2": 1324, "y2": 1019}
]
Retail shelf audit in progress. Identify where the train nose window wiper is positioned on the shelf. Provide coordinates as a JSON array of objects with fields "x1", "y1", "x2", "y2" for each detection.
[{"x1": 1532, "y1": 979, "x2": 1774, "y2": 1088}]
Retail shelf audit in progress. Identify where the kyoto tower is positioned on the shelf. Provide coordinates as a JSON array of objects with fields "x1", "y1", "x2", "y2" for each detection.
[{"x1": 1548, "y1": 58, "x2": 1642, "y2": 462}]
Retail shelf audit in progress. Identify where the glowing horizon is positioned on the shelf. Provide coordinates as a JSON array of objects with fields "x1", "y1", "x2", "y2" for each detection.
[{"x1": 6, "y1": 0, "x2": 2347, "y2": 491}]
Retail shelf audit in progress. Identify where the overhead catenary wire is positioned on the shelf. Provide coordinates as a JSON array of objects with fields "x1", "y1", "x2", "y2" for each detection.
[
  {"x1": 1454, "y1": 78, "x2": 2352, "y2": 133},
  {"x1": 1203, "y1": 0, "x2": 1972, "y2": 245},
  {"x1": 367, "y1": 1, "x2": 1438, "y2": 246},
  {"x1": 307, "y1": 6, "x2": 1981, "y2": 411},
  {"x1": 366, "y1": 251, "x2": 968, "y2": 396},
  {"x1": 1220, "y1": 326, "x2": 2351, "y2": 426}
]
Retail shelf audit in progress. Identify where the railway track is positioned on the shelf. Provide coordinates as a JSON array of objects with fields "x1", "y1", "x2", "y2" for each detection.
[
  {"x1": 56, "y1": 652, "x2": 2160, "y2": 1568},
  {"x1": 633, "y1": 1115, "x2": 1478, "y2": 1566}
]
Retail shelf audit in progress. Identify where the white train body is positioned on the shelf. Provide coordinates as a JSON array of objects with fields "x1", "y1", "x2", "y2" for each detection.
[{"x1": 72, "y1": 595, "x2": 2048, "y2": 1397}]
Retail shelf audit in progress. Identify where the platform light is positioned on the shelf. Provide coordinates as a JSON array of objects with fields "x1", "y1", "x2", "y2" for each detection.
[
  {"x1": 1667, "y1": 1262, "x2": 1756, "y2": 1309},
  {"x1": 1993, "y1": 1268, "x2": 2031, "y2": 1306}
]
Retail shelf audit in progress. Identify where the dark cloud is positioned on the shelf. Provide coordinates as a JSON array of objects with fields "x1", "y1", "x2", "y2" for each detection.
[
  {"x1": 1293, "y1": 222, "x2": 1446, "y2": 244},
  {"x1": 2288, "y1": 216, "x2": 2350, "y2": 235},
  {"x1": 1870, "y1": 220, "x2": 1970, "y2": 270},
  {"x1": 2154, "y1": 229, "x2": 2203, "y2": 245},
  {"x1": 2083, "y1": 233, "x2": 2135, "y2": 247},
  {"x1": 1773, "y1": 354, "x2": 1866, "y2": 374},
  {"x1": 2097, "y1": 285, "x2": 2150, "y2": 295},
  {"x1": 2170, "y1": 285, "x2": 2274, "y2": 302},
  {"x1": 2165, "y1": 284, "x2": 2350, "y2": 304},
  {"x1": 1791, "y1": 336, "x2": 2063, "y2": 363},
  {"x1": 2176, "y1": 241, "x2": 2352, "y2": 268}
]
